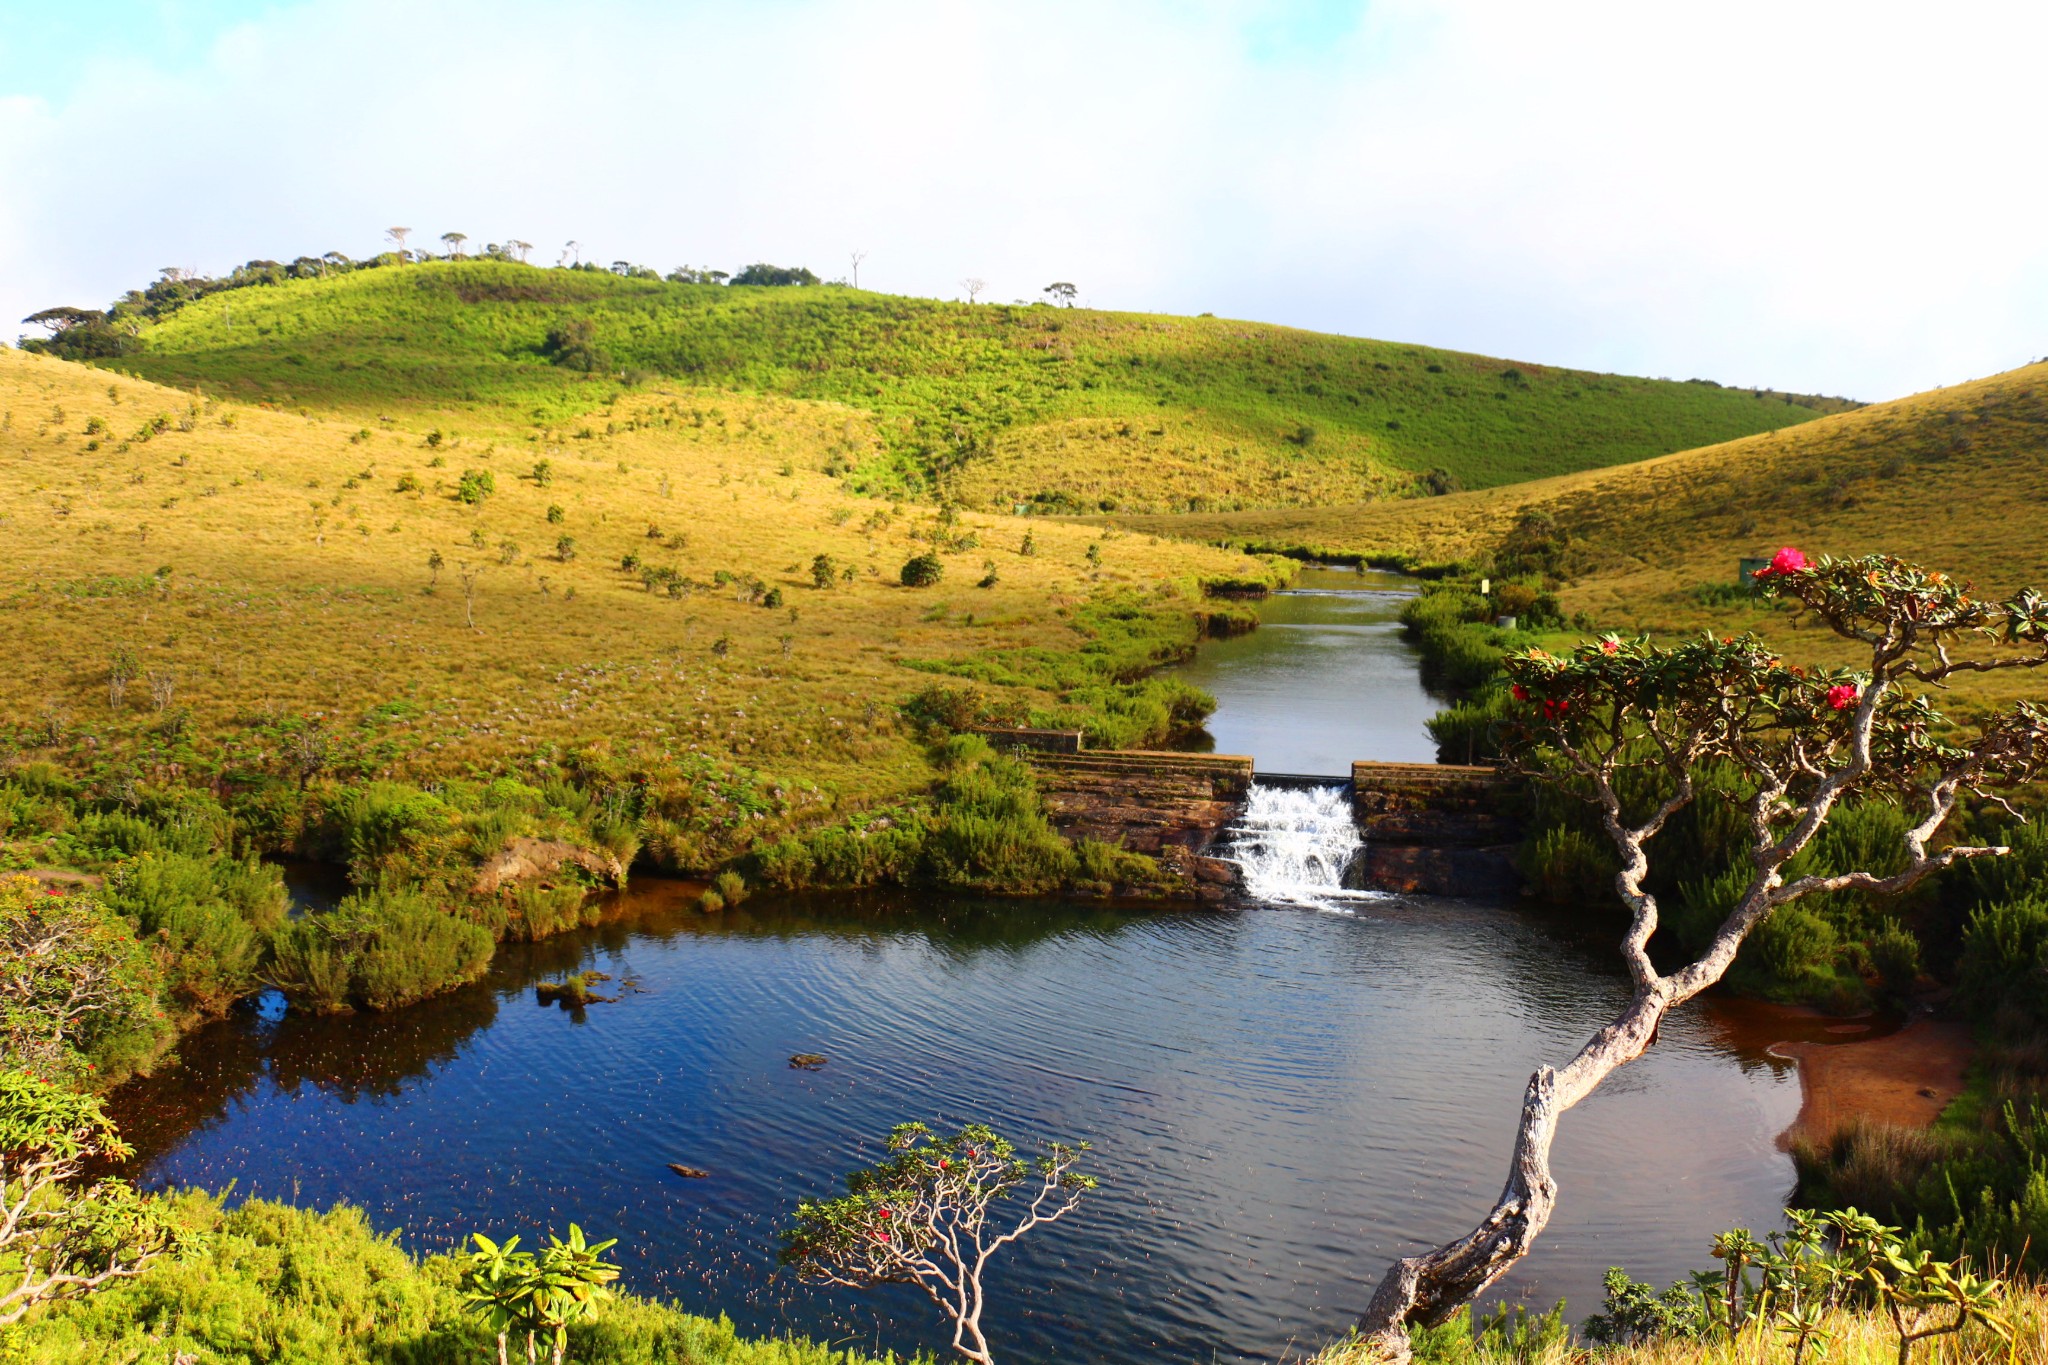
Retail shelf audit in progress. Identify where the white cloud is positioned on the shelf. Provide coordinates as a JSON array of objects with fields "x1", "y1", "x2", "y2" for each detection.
[{"x1": 4, "y1": 0, "x2": 2044, "y2": 400}]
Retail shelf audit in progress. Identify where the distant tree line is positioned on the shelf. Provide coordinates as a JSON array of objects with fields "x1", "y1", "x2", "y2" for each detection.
[{"x1": 17, "y1": 242, "x2": 827, "y2": 360}]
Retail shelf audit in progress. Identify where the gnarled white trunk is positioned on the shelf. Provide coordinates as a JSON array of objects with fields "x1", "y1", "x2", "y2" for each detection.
[{"x1": 1353, "y1": 977, "x2": 1672, "y2": 1359}]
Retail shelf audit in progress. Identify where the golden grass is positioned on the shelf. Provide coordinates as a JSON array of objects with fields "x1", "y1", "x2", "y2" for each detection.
[
  {"x1": 951, "y1": 410, "x2": 1391, "y2": 513},
  {"x1": 1127, "y1": 363, "x2": 2048, "y2": 712},
  {"x1": 0, "y1": 347, "x2": 1254, "y2": 808},
  {"x1": 1309, "y1": 1284, "x2": 2048, "y2": 1365}
]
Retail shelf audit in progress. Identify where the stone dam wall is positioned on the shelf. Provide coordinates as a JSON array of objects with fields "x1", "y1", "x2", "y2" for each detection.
[
  {"x1": 979, "y1": 729, "x2": 1522, "y2": 900},
  {"x1": 1348, "y1": 761, "x2": 1520, "y2": 898}
]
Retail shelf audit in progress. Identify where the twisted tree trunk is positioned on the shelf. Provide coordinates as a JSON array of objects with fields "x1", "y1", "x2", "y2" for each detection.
[{"x1": 1353, "y1": 979, "x2": 1670, "y2": 1359}]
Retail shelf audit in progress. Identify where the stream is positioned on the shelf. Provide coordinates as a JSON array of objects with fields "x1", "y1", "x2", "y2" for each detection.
[{"x1": 107, "y1": 566, "x2": 1806, "y2": 1363}]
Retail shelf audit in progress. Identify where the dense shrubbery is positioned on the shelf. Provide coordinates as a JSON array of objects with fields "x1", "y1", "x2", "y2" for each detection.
[
  {"x1": 753, "y1": 734, "x2": 1167, "y2": 898},
  {"x1": 1399, "y1": 582, "x2": 1560, "y2": 704},
  {"x1": 269, "y1": 887, "x2": 493, "y2": 1012},
  {"x1": 99, "y1": 851, "x2": 285, "y2": 1016},
  {"x1": 1778, "y1": 819, "x2": 2048, "y2": 1274},
  {"x1": 10, "y1": 1190, "x2": 888, "y2": 1365},
  {"x1": 0, "y1": 766, "x2": 627, "y2": 1040}
]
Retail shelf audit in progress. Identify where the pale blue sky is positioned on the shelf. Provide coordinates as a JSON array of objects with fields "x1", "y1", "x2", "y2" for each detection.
[
  {"x1": 3, "y1": 0, "x2": 2043, "y2": 401},
  {"x1": 0, "y1": 1, "x2": 286, "y2": 101}
]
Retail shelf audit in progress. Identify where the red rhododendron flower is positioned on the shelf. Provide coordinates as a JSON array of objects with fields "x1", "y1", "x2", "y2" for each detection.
[
  {"x1": 1542, "y1": 698, "x2": 1570, "y2": 719},
  {"x1": 1511, "y1": 684, "x2": 1529, "y2": 702},
  {"x1": 1601, "y1": 639, "x2": 1620, "y2": 655},
  {"x1": 1754, "y1": 546, "x2": 1810, "y2": 578},
  {"x1": 1826, "y1": 684, "x2": 1858, "y2": 710}
]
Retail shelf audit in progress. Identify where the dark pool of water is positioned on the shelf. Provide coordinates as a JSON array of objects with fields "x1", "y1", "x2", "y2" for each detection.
[
  {"x1": 1168, "y1": 566, "x2": 1443, "y2": 774},
  {"x1": 112, "y1": 884, "x2": 1800, "y2": 1363}
]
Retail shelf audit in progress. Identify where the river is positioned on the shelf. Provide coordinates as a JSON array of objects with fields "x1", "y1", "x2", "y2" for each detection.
[{"x1": 107, "y1": 568, "x2": 1805, "y2": 1363}]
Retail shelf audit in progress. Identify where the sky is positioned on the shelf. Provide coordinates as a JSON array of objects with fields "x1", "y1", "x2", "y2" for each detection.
[{"x1": 2, "y1": 0, "x2": 2044, "y2": 402}]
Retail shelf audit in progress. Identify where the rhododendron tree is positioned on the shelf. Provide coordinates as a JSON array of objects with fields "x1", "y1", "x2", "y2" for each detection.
[
  {"x1": 781, "y1": 1121, "x2": 1094, "y2": 1364},
  {"x1": 0, "y1": 1069, "x2": 179, "y2": 1325},
  {"x1": 1352, "y1": 553, "x2": 2048, "y2": 1362}
]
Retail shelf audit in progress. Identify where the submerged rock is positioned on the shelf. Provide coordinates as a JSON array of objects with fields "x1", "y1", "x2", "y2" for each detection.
[
  {"x1": 535, "y1": 970, "x2": 616, "y2": 1007},
  {"x1": 788, "y1": 1053, "x2": 828, "y2": 1070},
  {"x1": 666, "y1": 1163, "x2": 710, "y2": 1179}
]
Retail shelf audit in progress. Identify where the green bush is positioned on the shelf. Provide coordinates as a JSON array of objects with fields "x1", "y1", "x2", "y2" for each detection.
[
  {"x1": 322, "y1": 782, "x2": 456, "y2": 888},
  {"x1": 0, "y1": 876, "x2": 170, "y2": 1083},
  {"x1": 12, "y1": 1191, "x2": 887, "y2": 1365},
  {"x1": 99, "y1": 851, "x2": 285, "y2": 1016},
  {"x1": 1957, "y1": 893, "x2": 2048, "y2": 1028},
  {"x1": 456, "y1": 468, "x2": 495, "y2": 504},
  {"x1": 1867, "y1": 916, "x2": 1922, "y2": 998},
  {"x1": 1516, "y1": 826, "x2": 1613, "y2": 907},
  {"x1": 503, "y1": 883, "x2": 593, "y2": 942},
  {"x1": 899, "y1": 553, "x2": 943, "y2": 587},
  {"x1": 1426, "y1": 684, "x2": 1513, "y2": 764},
  {"x1": 270, "y1": 887, "x2": 492, "y2": 1012}
]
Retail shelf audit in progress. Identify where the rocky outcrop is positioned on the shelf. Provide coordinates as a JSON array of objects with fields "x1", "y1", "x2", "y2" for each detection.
[
  {"x1": 472, "y1": 837, "x2": 625, "y2": 895},
  {"x1": 1155, "y1": 845, "x2": 1240, "y2": 903}
]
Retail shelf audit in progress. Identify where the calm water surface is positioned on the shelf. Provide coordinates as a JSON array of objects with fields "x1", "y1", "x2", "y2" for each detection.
[
  {"x1": 1167, "y1": 566, "x2": 1443, "y2": 773},
  {"x1": 110, "y1": 565, "x2": 1808, "y2": 1362},
  {"x1": 114, "y1": 889, "x2": 1800, "y2": 1363}
]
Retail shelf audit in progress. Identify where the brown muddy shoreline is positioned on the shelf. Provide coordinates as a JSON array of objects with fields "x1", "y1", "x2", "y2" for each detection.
[{"x1": 1703, "y1": 996, "x2": 1973, "y2": 1146}]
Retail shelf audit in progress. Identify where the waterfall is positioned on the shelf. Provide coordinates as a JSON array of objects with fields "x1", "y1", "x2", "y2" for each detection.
[{"x1": 1221, "y1": 783, "x2": 1379, "y2": 910}]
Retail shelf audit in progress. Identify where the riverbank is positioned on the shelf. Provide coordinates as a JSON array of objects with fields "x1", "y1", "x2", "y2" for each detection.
[{"x1": 1704, "y1": 997, "x2": 1976, "y2": 1145}]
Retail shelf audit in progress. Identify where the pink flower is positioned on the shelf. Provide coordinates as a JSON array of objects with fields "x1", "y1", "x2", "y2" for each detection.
[
  {"x1": 1754, "y1": 547, "x2": 1810, "y2": 579},
  {"x1": 1826, "y1": 684, "x2": 1858, "y2": 711},
  {"x1": 1600, "y1": 639, "x2": 1619, "y2": 655}
]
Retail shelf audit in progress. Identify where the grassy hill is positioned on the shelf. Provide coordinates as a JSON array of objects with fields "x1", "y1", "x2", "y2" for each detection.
[
  {"x1": 81, "y1": 259, "x2": 1849, "y2": 513},
  {"x1": 1126, "y1": 362, "x2": 2048, "y2": 712},
  {"x1": 0, "y1": 344, "x2": 1259, "y2": 820}
]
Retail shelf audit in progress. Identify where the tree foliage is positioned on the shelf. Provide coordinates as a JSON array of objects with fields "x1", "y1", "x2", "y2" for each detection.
[
  {"x1": 782, "y1": 1121, "x2": 1093, "y2": 1364},
  {"x1": 0, "y1": 876, "x2": 168, "y2": 1084},
  {"x1": 728, "y1": 263, "x2": 819, "y2": 287},
  {"x1": 459, "y1": 1224, "x2": 622, "y2": 1365},
  {"x1": 0, "y1": 1069, "x2": 179, "y2": 1327}
]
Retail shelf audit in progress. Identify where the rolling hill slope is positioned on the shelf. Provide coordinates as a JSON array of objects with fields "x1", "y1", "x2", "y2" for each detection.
[
  {"x1": 65, "y1": 259, "x2": 1850, "y2": 513},
  {"x1": 0, "y1": 343, "x2": 1258, "y2": 812},
  {"x1": 1126, "y1": 362, "x2": 2048, "y2": 710}
]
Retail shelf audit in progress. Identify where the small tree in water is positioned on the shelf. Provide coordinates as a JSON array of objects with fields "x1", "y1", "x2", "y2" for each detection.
[
  {"x1": 782, "y1": 1121, "x2": 1095, "y2": 1364},
  {"x1": 1350, "y1": 551, "x2": 2048, "y2": 1362}
]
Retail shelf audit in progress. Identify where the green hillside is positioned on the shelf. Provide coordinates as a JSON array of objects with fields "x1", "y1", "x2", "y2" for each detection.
[
  {"x1": 70, "y1": 258, "x2": 1851, "y2": 512},
  {"x1": 1124, "y1": 362, "x2": 2048, "y2": 713}
]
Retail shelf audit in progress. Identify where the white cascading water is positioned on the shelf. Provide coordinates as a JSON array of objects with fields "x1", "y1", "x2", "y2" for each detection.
[{"x1": 1222, "y1": 784, "x2": 1379, "y2": 910}]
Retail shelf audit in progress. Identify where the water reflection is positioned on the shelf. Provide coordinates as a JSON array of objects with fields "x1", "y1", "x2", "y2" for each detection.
[{"x1": 111, "y1": 889, "x2": 1801, "y2": 1364}]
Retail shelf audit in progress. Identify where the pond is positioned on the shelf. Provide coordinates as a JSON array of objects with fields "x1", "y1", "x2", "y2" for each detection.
[
  {"x1": 112, "y1": 886, "x2": 1800, "y2": 1363},
  {"x1": 108, "y1": 565, "x2": 1809, "y2": 1363}
]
